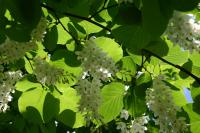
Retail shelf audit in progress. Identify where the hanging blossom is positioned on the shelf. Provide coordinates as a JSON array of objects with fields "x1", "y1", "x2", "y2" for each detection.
[
  {"x1": 31, "y1": 17, "x2": 48, "y2": 42},
  {"x1": 146, "y1": 75, "x2": 188, "y2": 133},
  {"x1": 165, "y1": 11, "x2": 200, "y2": 53},
  {"x1": 0, "y1": 71, "x2": 22, "y2": 112},
  {"x1": 0, "y1": 39, "x2": 36, "y2": 64},
  {"x1": 130, "y1": 116, "x2": 149, "y2": 133},
  {"x1": 0, "y1": 17, "x2": 48, "y2": 64},
  {"x1": 75, "y1": 37, "x2": 117, "y2": 120},
  {"x1": 117, "y1": 109, "x2": 149, "y2": 133},
  {"x1": 75, "y1": 38, "x2": 117, "y2": 81},
  {"x1": 33, "y1": 57, "x2": 64, "y2": 86}
]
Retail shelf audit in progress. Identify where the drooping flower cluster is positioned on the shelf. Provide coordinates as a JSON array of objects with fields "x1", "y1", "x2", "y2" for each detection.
[
  {"x1": 146, "y1": 75, "x2": 187, "y2": 133},
  {"x1": 0, "y1": 17, "x2": 48, "y2": 64},
  {"x1": 76, "y1": 38, "x2": 117, "y2": 81},
  {"x1": 0, "y1": 71, "x2": 22, "y2": 112},
  {"x1": 76, "y1": 78, "x2": 102, "y2": 114},
  {"x1": 31, "y1": 17, "x2": 48, "y2": 42},
  {"x1": 130, "y1": 116, "x2": 149, "y2": 133},
  {"x1": 165, "y1": 11, "x2": 200, "y2": 53},
  {"x1": 117, "y1": 110, "x2": 149, "y2": 133},
  {"x1": 75, "y1": 37, "x2": 117, "y2": 120},
  {"x1": 33, "y1": 57, "x2": 64, "y2": 86},
  {"x1": 0, "y1": 39, "x2": 36, "y2": 64}
]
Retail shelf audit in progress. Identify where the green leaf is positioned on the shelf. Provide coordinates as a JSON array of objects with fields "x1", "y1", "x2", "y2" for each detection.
[
  {"x1": 55, "y1": 84, "x2": 84, "y2": 128},
  {"x1": 15, "y1": 76, "x2": 42, "y2": 92},
  {"x1": 24, "y1": 57, "x2": 33, "y2": 74},
  {"x1": 184, "y1": 104, "x2": 200, "y2": 133},
  {"x1": 99, "y1": 82, "x2": 125, "y2": 123},
  {"x1": 50, "y1": 49, "x2": 82, "y2": 77},
  {"x1": 112, "y1": 25, "x2": 152, "y2": 54},
  {"x1": 43, "y1": 25, "x2": 58, "y2": 51},
  {"x1": 5, "y1": 0, "x2": 41, "y2": 27},
  {"x1": 57, "y1": 17, "x2": 73, "y2": 44},
  {"x1": 163, "y1": 40, "x2": 189, "y2": 65},
  {"x1": 43, "y1": 93, "x2": 59, "y2": 123},
  {"x1": 94, "y1": 37, "x2": 123, "y2": 63},
  {"x1": 125, "y1": 72, "x2": 151, "y2": 117},
  {"x1": 18, "y1": 86, "x2": 46, "y2": 124},
  {"x1": 171, "y1": 0, "x2": 199, "y2": 11},
  {"x1": 191, "y1": 85, "x2": 200, "y2": 114},
  {"x1": 116, "y1": 56, "x2": 137, "y2": 82},
  {"x1": 142, "y1": 0, "x2": 169, "y2": 37}
]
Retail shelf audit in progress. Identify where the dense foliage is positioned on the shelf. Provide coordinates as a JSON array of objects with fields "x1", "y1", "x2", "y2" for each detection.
[{"x1": 1, "y1": 0, "x2": 200, "y2": 132}]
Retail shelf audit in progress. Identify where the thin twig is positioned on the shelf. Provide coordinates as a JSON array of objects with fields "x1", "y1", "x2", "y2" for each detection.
[
  {"x1": 89, "y1": 3, "x2": 118, "y2": 19},
  {"x1": 53, "y1": 12, "x2": 79, "y2": 44},
  {"x1": 41, "y1": 3, "x2": 111, "y2": 32},
  {"x1": 142, "y1": 49, "x2": 200, "y2": 84}
]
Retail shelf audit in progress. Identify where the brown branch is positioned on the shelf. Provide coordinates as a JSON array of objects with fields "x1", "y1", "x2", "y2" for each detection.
[
  {"x1": 89, "y1": 4, "x2": 118, "y2": 19},
  {"x1": 41, "y1": 3, "x2": 111, "y2": 32},
  {"x1": 142, "y1": 49, "x2": 200, "y2": 85}
]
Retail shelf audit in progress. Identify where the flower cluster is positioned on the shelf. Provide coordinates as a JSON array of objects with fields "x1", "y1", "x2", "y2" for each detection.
[
  {"x1": 0, "y1": 17, "x2": 48, "y2": 64},
  {"x1": 75, "y1": 37, "x2": 117, "y2": 120},
  {"x1": 117, "y1": 110, "x2": 149, "y2": 133},
  {"x1": 130, "y1": 116, "x2": 149, "y2": 133},
  {"x1": 0, "y1": 71, "x2": 22, "y2": 112},
  {"x1": 146, "y1": 75, "x2": 187, "y2": 132},
  {"x1": 0, "y1": 38, "x2": 36, "y2": 64},
  {"x1": 76, "y1": 38, "x2": 117, "y2": 81},
  {"x1": 31, "y1": 17, "x2": 48, "y2": 42},
  {"x1": 165, "y1": 11, "x2": 200, "y2": 53},
  {"x1": 76, "y1": 78, "x2": 102, "y2": 115},
  {"x1": 33, "y1": 57, "x2": 64, "y2": 86}
]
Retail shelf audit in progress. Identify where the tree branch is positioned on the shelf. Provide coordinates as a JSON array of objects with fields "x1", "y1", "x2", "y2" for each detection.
[
  {"x1": 41, "y1": 3, "x2": 111, "y2": 32},
  {"x1": 53, "y1": 12, "x2": 79, "y2": 44},
  {"x1": 142, "y1": 49, "x2": 200, "y2": 84},
  {"x1": 89, "y1": 4, "x2": 118, "y2": 19}
]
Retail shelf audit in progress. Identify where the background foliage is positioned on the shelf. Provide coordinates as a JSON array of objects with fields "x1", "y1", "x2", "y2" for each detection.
[{"x1": 0, "y1": 0, "x2": 200, "y2": 132}]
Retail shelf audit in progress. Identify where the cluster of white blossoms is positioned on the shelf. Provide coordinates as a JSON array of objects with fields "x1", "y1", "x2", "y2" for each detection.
[
  {"x1": 0, "y1": 70, "x2": 22, "y2": 112},
  {"x1": 76, "y1": 78, "x2": 102, "y2": 115},
  {"x1": 31, "y1": 17, "x2": 48, "y2": 42},
  {"x1": 75, "y1": 37, "x2": 117, "y2": 120},
  {"x1": 33, "y1": 57, "x2": 64, "y2": 86},
  {"x1": 76, "y1": 38, "x2": 117, "y2": 81},
  {"x1": 117, "y1": 109, "x2": 149, "y2": 133},
  {"x1": 0, "y1": 17, "x2": 48, "y2": 64},
  {"x1": 146, "y1": 75, "x2": 188, "y2": 133},
  {"x1": 0, "y1": 39, "x2": 36, "y2": 64},
  {"x1": 130, "y1": 116, "x2": 149, "y2": 133},
  {"x1": 165, "y1": 11, "x2": 200, "y2": 53}
]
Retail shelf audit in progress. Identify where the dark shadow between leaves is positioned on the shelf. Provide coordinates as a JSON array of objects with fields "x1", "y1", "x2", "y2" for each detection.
[
  {"x1": 43, "y1": 93, "x2": 60, "y2": 123},
  {"x1": 51, "y1": 49, "x2": 81, "y2": 67},
  {"x1": 57, "y1": 109, "x2": 76, "y2": 128},
  {"x1": 179, "y1": 59, "x2": 193, "y2": 79},
  {"x1": 22, "y1": 106, "x2": 43, "y2": 125}
]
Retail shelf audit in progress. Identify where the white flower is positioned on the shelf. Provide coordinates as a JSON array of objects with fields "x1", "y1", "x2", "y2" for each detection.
[
  {"x1": 165, "y1": 11, "x2": 200, "y2": 53},
  {"x1": 76, "y1": 38, "x2": 117, "y2": 80},
  {"x1": 125, "y1": 85, "x2": 130, "y2": 91},
  {"x1": 33, "y1": 57, "x2": 64, "y2": 85},
  {"x1": 117, "y1": 122, "x2": 129, "y2": 133},
  {"x1": 145, "y1": 75, "x2": 187, "y2": 132},
  {"x1": 0, "y1": 71, "x2": 22, "y2": 113},
  {"x1": 31, "y1": 17, "x2": 48, "y2": 42},
  {"x1": 120, "y1": 109, "x2": 129, "y2": 120},
  {"x1": 0, "y1": 38, "x2": 37, "y2": 64},
  {"x1": 130, "y1": 116, "x2": 149, "y2": 133}
]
